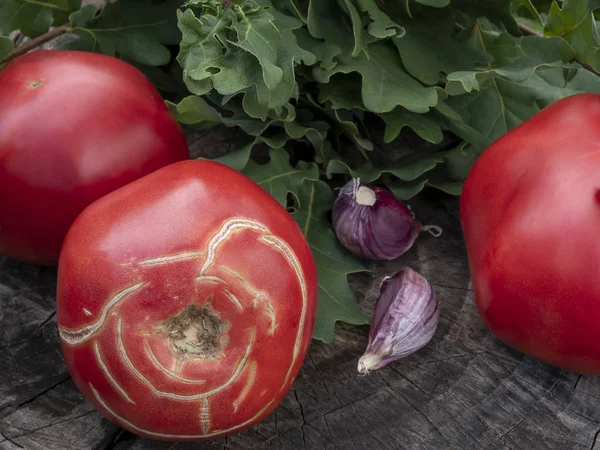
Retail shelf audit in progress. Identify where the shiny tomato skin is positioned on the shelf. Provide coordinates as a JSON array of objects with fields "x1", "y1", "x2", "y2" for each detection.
[
  {"x1": 460, "y1": 93, "x2": 600, "y2": 374},
  {"x1": 0, "y1": 50, "x2": 189, "y2": 265},
  {"x1": 56, "y1": 160, "x2": 318, "y2": 441}
]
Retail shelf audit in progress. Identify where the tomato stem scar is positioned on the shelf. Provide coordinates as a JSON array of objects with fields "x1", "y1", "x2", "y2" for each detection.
[{"x1": 28, "y1": 79, "x2": 44, "y2": 89}]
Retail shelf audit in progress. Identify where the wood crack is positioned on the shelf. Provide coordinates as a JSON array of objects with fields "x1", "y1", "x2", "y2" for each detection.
[
  {"x1": 574, "y1": 374, "x2": 583, "y2": 390},
  {"x1": 387, "y1": 366, "x2": 429, "y2": 395},
  {"x1": 16, "y1": 375, "x2": 71, "y2": 408},
  {"x1": 35, "y1": 311, "x2": 56, "y2": 331},
  {"x1": 1, "y1": 430, "x2": 24, "y2": 448},
  {"x1": 0, "y1": 332, "x2": 44, "y2": 350},
  {"x1": 591, "y1": 427, "x2": 600, "y2": 450},
  {"x1": 2, "y1": 410, "x2": 96, "y2": 442},
  {"x1": 499, "y1": 417, "x2": 524, "y2": 441},
  {"x1": 294, "y1": 387, "x2": 307, "y2": 426},
  {"x1": 391, "y1": 389, "x2": 445, "y2": 439}
]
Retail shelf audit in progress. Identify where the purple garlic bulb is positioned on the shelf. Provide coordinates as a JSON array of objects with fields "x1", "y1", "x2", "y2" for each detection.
[
  {"x1": 358, "y1": 267, "x2": 439, "y2": 374},
  {"x1": 332, "y1": 179, "x2": 441, "y2": 261}
]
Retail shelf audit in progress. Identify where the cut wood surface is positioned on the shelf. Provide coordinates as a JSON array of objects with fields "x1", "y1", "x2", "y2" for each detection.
[{"x1": 2, "y1": 128, "x2": 600, "y2": 450}]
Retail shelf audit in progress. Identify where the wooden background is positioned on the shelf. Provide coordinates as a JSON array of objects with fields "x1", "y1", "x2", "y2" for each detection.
[{"x1": 2, "y1": 125, "x2": 600, "y2": 449}]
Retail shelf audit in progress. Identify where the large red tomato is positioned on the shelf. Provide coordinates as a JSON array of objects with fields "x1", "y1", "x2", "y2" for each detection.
[
  {"x1": 460, "y1": 93, "x2": 600, "y2": 374},
  {"x1": 0, "y1": 50, "x2": 189, "y2": 265},
  {"x1": 56, "y1": 160, "x2": 318, "y2": 441}
]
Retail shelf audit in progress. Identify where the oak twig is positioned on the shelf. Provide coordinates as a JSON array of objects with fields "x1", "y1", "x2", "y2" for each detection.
[
  {"x1": 517, "y1": 23, "x2": 600, "y2": 77},
  {"x1": 1, "y1": 24, "x2": 71, "y2": 66}
]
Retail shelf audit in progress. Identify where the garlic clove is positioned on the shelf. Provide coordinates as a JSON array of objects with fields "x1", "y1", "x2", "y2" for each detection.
[
  {"x1": 332, "y1": 179, "x2": 441, "y2": 261},
  {"x1": 358, "y1": 267, "x2": 439, "y2": 374}
]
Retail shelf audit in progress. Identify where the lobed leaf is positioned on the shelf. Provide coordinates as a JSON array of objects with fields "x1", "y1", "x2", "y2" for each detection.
[
  {"x1": 445, "y1": 33, "x2": 576, "y2": 95},
  {"x1": 60, "y1": 0, "x2": 184, "y2": 66},
  {"x1": 166, "y1": 95, "x2": 222, "y2": 127},
  {"x1": 393, "y1": 17, "x2": 491, "y2": 85},
  {"x1": 243, "y1": 148, "x2": 320, "y2": 206},
  {"x1": 0, "y1": 0, "x2": 79, "y2": 38},
  {"x1": 292, "y1": 179, "x2": 370, "y2": 342},
  {"x1": 545, "y1": 0, "x2": 600, "y2": 72},
  {"x1": 313, "y1": 41, "x2": 439, "y2": 114}
]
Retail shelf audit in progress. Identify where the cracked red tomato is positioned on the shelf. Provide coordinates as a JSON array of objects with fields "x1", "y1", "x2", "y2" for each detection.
[
  {"x1": 56, "y1": 160, "x2": 318, "y2": 441},
  {"x1": 0, "y1": 50, "x2": 189, "y2": 265},
  {"x1": 460, "y1": 93, "x2": 600, "y2": 374}
]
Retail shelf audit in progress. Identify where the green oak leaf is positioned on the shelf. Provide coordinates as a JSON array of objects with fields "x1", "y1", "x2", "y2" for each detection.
[
  {"x1": 393, "y1": 18, "x2": 491, "y2": 85},
  {"x1": 60, "y1": 0, "x2": 184, "y2": 66},
  {"x1": 445, "y1": 34, "x2": 576, "y2": 95},
  {"x1": 272, "y1": 0, "x2": 308, "y2": 22},
  {"x1": 178, "y1": 1, "x2": 314, "y2": 120},
  {"x1": 380, "y1": 108, "x2": 444, "y2": 144},
  {"x1": 385, "y1": 177, "x2": 430, "y2": 200},
  {"x1": 177, "y1": 8, "x2": 237, "y2": 95},
  {"x1": 229, "y1": 3, "x2": 285, "y2": 90},
  {"x1": 396, "y1": 0, "x2": 450, "y2": 19},
  {"x1": 294, "y1": 27, "x2": 341, "y2": 71},
  {"x1": 318, "y1": 74, "x2": 365, "y2": 110},
  {"x1": 309, "y1": 1, "x2": 437, "y2": 114},
  {"x1": 342, "y1": 0, "x2": 369, "y2": 57},
  {"x1": 304, "y1": 91, "x2": 373, "y2": 153},
  {"x1": 425, "y1": 166, "x2": 464, "y2": 195},
  {"x1": 166, "y1": 95, "x2": 222, "y2": 127},
  {"x1": 545, "y1": 0, "x2": 600, "y2": 72},
  {"x1": 450, "y1": 0, "x2": 520, "y2": 36},
  {"x1": 445, "y1": 66, "x2": 600, "y2": 150},
  {"x1": 313, "y1": 41, "x2": 439, "y2": 113},
  {"x1": 241, "y1": 25, "x2": 315, "y2": 119},
  {"x1": 219, "y1": 97, "x2": 281, "y2": 136},
  {"x1": 444, "y1": 142, "x2": 481, "y2": 181},
  {"x1": 307, "y1": 0, "x2": 354, "y2": 53},
  {"x1": 352, "y1": 0, "x2": 405, "y2": 40},
  {"x1": 329, "y1": 108, "x2": 374, "y2": 153},
  {"x1": 442, "y1": 25, "x2": 598, "y2": 150},
  {"x1": 511, "y1": 0, "x2": 547, "y2": 32},
  {"x1": 284, "y1": 119, "x2": 336, "y2": 163},
  {"x1": 413, "y1": 0, "x2": 450, "y2": 7},
  {"x1": 0, "y1": 0, "x2": 79, "y2": 38},
  {"x1": 213, "y1": 135, "x2": 289, "y2": 171},
  {"x1": 243, "y1": 148, "x2": 320, "y2": 206},
  {"x1": 292, "y1": 179, "x2": 369, "y2": 342},
  {"x1": 0, "y1": 35, "x2": 13, "y2": 61},
  {"x1": 326, "y1": 150, "x2": 446, "y2": 183}
]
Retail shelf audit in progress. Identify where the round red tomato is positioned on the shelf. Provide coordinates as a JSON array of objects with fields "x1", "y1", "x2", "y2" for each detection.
[
  {"x1": 56, "y1": 160, "x2": 318, "y2": 441},
  {"x1": 460, "y1": 93, "x2": 600, "y2": 374},
  {"x1": 0, "y1": 50, "x2": 189, "y2": 265}
]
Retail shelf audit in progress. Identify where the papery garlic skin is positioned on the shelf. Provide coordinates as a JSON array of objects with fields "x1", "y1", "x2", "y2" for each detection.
[
  {"x1": 332, "y1": 179, "x2": 440, "y2": 261},
  {"x1": 358, "y1": 268, "x2": 439, "y2": 374}
]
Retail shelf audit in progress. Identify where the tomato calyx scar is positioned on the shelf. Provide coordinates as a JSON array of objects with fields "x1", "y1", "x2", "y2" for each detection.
[
  {"x1": 27, "y1": 79, "x2": 44, "y2": 89},
  {"x1": 154, "y1": 300, "x2": 229, "y2": 362}
]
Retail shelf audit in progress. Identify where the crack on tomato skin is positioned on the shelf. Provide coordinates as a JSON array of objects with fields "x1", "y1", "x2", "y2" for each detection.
[
  {"x1": 154, "y1": 301, "x2": 229, "y2": 361},
  {"x1": 143, "y1": 339, "x2": 208, "y2": 385},
  {"x1": 233, "y1": 360, "x2": 257, "y2": 412},
  {"x1": 221, "y1": 266, "x2": 277, "y2": 335},
  {"x1": 200, "y1": 398, "x2": 211, "y2": 434},
  {"x1": 116, "y1": 320, "x2": 254, "y2": 401},
  {"x1": 93, "y1": 341, "x2": 135, "y2": 404},
  {"x1": 27, "y1": 79, "x2": 43, "y2": 89}
]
